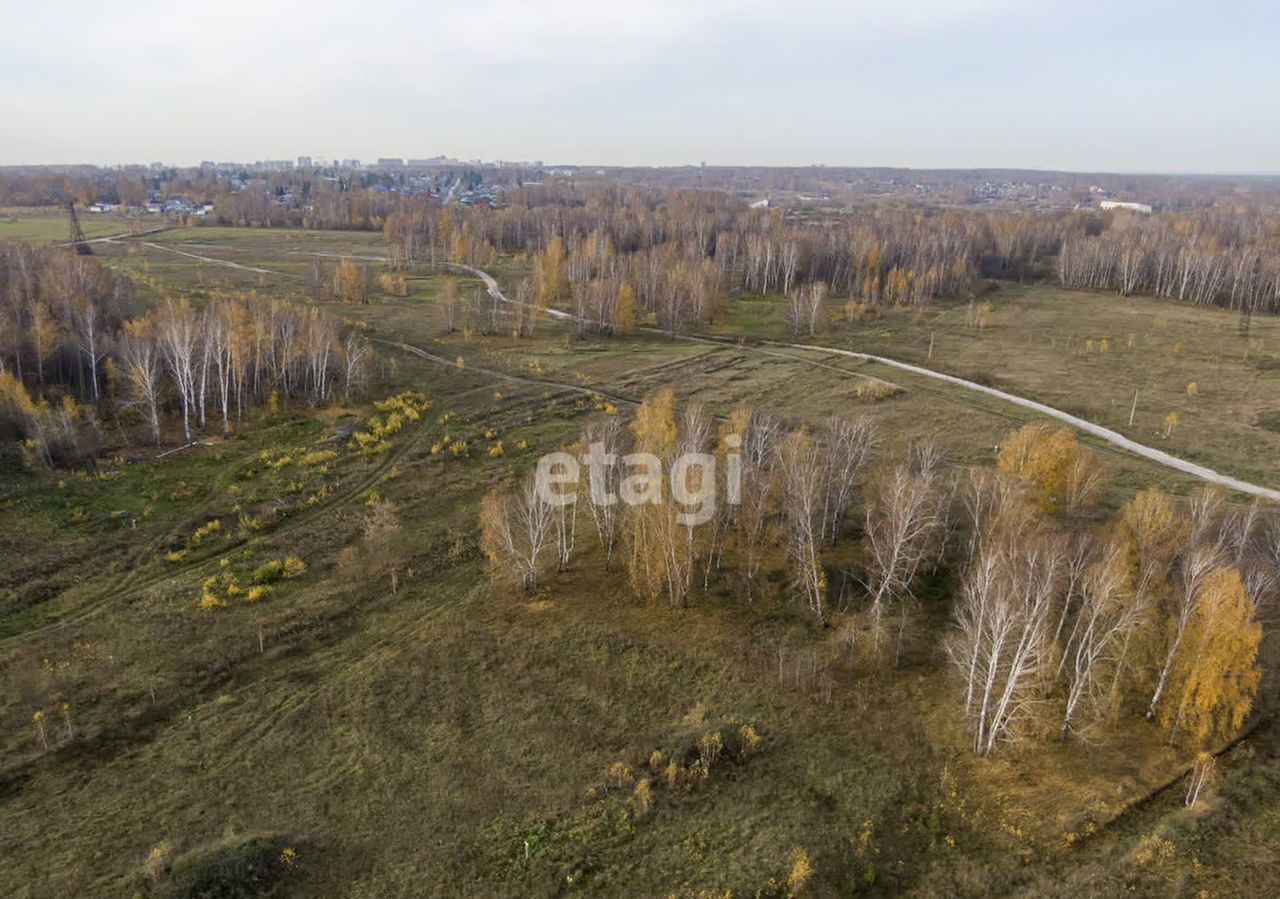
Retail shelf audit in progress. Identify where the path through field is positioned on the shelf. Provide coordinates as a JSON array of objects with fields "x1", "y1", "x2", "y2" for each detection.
[
  {"x1": 450, "y1": 262, "x2": 1280, "y2": 502},
  {"x1": 147, "y1": 241, "x2": 1280, "y2": 501}
]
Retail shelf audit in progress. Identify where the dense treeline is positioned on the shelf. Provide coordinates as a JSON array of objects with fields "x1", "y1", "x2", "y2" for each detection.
[
  {"x1": 380, "y1": 189, "x2": 1280, "y2": 335},
  {"x1": 1058, "y1": 211, "x2": 1280, "y2": 313},
  {"x1": 482, "y1": 395, "x2": 1276, "y2": 758},
  {"x1": 0, "y1": 241, "x2": 372, "y2": 466},
  {"x1": 11, "y1": 164, "x2": 1277, "y2": 316},
  {"x1": 385, "y1": 193, "x2": 996, "y2": 335}
]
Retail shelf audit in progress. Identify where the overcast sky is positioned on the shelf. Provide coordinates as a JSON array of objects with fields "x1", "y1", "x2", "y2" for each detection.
[{"x1": 2, "y1": 0, "x2": 1276, "y2": 172}]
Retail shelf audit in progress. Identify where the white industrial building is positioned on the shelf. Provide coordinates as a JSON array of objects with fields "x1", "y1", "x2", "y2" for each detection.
[{"x1": 1100, "y1": 200, "x2": 1153, "y2": 214}]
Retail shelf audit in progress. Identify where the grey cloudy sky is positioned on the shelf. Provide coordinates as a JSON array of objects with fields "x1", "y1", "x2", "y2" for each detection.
[{"x1": 2, "y1": 0, "x2": 1277, "y2": 171}]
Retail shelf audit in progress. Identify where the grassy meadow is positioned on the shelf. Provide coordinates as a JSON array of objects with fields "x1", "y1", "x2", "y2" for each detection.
[
  {"x1": 709, "y1": 282, "x2": 1280, "y2": 491},
  {"x1": 0, "y1": 207, "x2": 127, "y2": 243},
  {"x1": 1, "y1": 225, "x2": 1278, "y2": 897}
]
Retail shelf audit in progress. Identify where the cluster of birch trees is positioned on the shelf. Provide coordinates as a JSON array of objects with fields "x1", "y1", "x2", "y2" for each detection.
[
  {"x1": 481, "y1": 391, "x2": 904, "y2": 623},
  {"x1": 952, "y1": 461, "x2": 1271, "y2": 756},
  {"x1": 0, "y1": 241, "x2": 372, "y2": 462},
  {"x1": 119, "y1": 296, "x2": 372, "y2": 444},
  {"x1": 1057, "y1": 215, "x2": 1280, "y2": 313},
  {"x1": 387, "y1": 196, "x2": 991, "y2": 337},
  {"x1": 380, "y1": 188, "x2": 1280, "y2": 330},
  {"x1": 0, "y1": 242, "x2": 119, "y2": 401},
  {"x1": 481, "y1": 400, "x2": 1274, "y2": 757}
]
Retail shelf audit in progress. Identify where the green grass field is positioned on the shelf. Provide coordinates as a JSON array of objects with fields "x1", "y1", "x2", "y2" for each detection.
[
  {"x1": 2, "y1": 225, "x2": 1278, "y2": 898},
  {"x1": 0, "y1": 208, "x2": 128, "y2": 243},
  {"x1": 705, "y1": 283, "x2": 1280, "y2": 491}
]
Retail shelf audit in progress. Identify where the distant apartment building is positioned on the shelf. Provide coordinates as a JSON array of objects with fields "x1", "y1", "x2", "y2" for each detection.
[
  {"x1": 376, "y1": 158, "x2": 405, "y2": 168},
  {"x1": 297, "y1": 156, "x2": 313, "y2": 168},
  {"x1": 1100, "y1": 200, "x2": 1153, "y2": 214}
]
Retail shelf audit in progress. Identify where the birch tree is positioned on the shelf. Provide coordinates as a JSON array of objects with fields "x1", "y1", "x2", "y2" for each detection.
[
  {"x1": 1160, "y1": 567, "x2": 1262, "y2": 747},
  {"x1": 479, "y1": 474, "x2": 555, "y2": 594},
  {"x1": 1059, "y1": 542, "x2": 1142, "y2": 740},
  {"x1": 156, "y1": 299, "x2": 199, "y2": 442},
  {"x1": 582, "y1": 417, "x2": 627, "y2": 570},
  {"x1": 861, "y1": 452, "x2": 949, "y2": 659},
  {"x1": 817, "y1": 414, "x2": 877, "y2": 545},
  {"x1": 120, "y1": 316, "x2": 164, "y2": 445},
  {"x1": 730, "y1": 406, "x2": 782, "y2": 603},
  {"x1": 779, "y1": 428, "x2": 826, "y2": 620},
  {"x1": 949, "y1": 487, "x2": 1066, "y2": 756}
]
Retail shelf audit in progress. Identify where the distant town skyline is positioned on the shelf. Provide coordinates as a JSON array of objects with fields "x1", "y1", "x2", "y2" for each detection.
[{"x1": 3, "y1": 0, "x2": 1277, "y2": 173}]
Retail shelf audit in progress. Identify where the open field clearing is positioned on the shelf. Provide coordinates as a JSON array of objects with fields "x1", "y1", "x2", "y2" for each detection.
[
  {"x1": 2, "y1": 224, "x2": 1279, "y2": 898},
  {"x1": 713, "y1": 283, "x2": 1280, "y2": 491},
  {"x1": 0, "y1": 208, "x2": 127, "y2": 243},
  {"x1": 108, "y1": 228, "x2": 1276, "y2": 500}
]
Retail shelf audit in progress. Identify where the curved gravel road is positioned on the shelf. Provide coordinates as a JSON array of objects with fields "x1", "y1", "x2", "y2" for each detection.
[{"x1": 449, "y1": 262, "x2": 1280, "y2": 502}]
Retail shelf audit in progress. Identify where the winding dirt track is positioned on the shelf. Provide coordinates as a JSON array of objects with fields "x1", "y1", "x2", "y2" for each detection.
[
  {"x1": 141, "y1": 241, "x2": 287, "y2": 275},
  {"x1": 127, "y1": 239, "x2": 1280, "y2": 502},
  {"x1": 760, "y1": 339, "x2": 1280, "y2": 501},
  {"x1": 448, "y1": 262, "x2": 1280, "y2": 502}
]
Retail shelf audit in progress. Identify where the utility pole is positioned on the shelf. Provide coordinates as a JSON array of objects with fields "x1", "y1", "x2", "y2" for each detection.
[{"x1": 67, "y1": 200, "x2": 92, "y2": 256}]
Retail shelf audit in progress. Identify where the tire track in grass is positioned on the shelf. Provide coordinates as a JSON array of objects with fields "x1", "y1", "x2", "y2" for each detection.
[
  {"x1": 458, "y1": 258, "x2": 1280, "y2": 501},
  {"x1": 138, "y1": 236, "x2": 1280, "y2": 499},
  {"x1": 140, "y1": 241, "x2": 296, "y2": 276},
  {"x1": 1, "y1": 416, "x2": 429, "y2": 647}
]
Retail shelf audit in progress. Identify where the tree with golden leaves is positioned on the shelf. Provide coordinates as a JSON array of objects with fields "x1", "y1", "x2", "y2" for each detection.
[
  {"x1": 1110, "y1": 488, "x2": 1189, "y2": 709},
  {"x1": 537, "y1": 236, "x2": 568, "y2": 308},
  {"x1": 1160, "y1": 566, "x2": 1261, "y2": 747},
  {"x1": 337, "y1": 259, "x2": 367, "y2": 304},
  {"x1": 623, "y1": 389, "x2": 679, "y2": 604},
  {"x1": 0, "y1": 368, "x2": 41, "y2": 450},
  {"x1": 614, "y1": 282, "x2": 637, "y2": 335},
  {"x1": 439, "y1": 276, "x2": 460, "y2": 333},
  {"x1": 629, "y1": 387, "x2": 678, "y2": 458},
  {"x1": 996, "y1": 423, "x2": 1103, "y2": 515},
  {"x1": 120, "y1": 315, "x2": 164, "y2": 444}
]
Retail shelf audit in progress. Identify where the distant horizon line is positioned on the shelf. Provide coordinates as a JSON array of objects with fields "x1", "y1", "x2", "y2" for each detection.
[{"x1": 3, "y1": 159, "x2": 1280, "y2": 180}]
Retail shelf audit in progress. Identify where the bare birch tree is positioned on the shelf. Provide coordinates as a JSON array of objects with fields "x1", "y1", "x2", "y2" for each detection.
[
  {"x1": 1059, "y1": 541, "x2": 1142, "y2": 740},
  {"x1": 581, "y1": 417, "x2": 627, "y2": 570},
  {"x1": 949, "y1": 487, "x2": 1065, "y2": 756},
  {"x1": 779, "y1": 428, "x2": 826, "y2": 620},
  {"x1": 860, "y1": 451, "x2": 949, "y2": 660},
  {"x1": 479, "y1": 473, "x2": 555, "y2": 594},
  {"x1": 817, "y1": 414, "x2": 877, "y2": 545}
]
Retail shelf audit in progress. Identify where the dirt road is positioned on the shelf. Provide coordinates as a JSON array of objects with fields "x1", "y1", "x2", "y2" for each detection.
[{"x1": 450, "y1": 262, "x2": 1280, "y2": 501}]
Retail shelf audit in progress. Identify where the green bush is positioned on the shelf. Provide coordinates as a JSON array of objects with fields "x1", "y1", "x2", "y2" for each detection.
[
  {"x1": 252, "y1": 560, "x2": 284, "y2": 584},
  {"x1": 135, "y1": 831, "x2": 304, "y2": 899}
]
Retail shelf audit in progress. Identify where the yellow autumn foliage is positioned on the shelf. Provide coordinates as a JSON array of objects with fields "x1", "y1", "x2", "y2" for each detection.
[
  {"x1": 996, "y1": 423, "x2": 1103, "y2": 513},
  {"x1": 1161, "y1": 567, "x2": 1262, "y2": 746}
]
